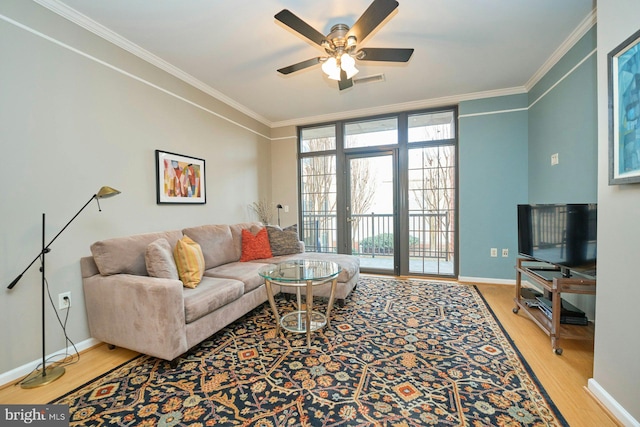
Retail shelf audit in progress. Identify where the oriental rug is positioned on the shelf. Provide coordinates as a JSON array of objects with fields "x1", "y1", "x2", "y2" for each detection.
[{"x1": 53, "y1": 277, "x2": 567, "y2": 426}]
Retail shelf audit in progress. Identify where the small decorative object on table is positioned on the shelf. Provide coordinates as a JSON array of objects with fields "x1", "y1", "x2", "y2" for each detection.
[{"x1": 250, "y1": 199, "x2": 273, "y2": 225}]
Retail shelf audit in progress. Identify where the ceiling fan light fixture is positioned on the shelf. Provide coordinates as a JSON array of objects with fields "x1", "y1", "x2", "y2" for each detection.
[
  {"x1": 275, "y1": 1, "x2": 411, "y2": 90},
  {"x1": 322, "y1": 56, "x2": 341, "y2": 80},
  {"x1": 340, "y1": 53, "x2": 359, "y2": 79}
]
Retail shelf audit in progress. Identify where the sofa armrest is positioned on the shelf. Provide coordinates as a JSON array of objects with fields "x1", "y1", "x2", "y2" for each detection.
[
  {"x1": 83, "y1": 273, "x2": 188, "y2": 360},
  {"x1": 80, "y1": 256, "x2": 99, "y2": 278}
]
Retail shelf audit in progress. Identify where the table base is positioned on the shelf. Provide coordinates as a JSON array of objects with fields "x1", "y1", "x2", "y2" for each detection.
[
  {"x1": 264, "y1": 276, "x2": 338, "y2": 348},
  {"x1": 281, "y1": 310, "x2": 327, "y2": 333}
]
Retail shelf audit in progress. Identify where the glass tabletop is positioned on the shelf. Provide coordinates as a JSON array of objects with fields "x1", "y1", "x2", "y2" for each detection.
[{"x1": 259, "y1": 259, "x2": 341, "y2": 283}]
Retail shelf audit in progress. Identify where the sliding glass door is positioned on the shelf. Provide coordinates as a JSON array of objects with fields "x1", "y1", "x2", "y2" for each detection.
[
  {"x1": 346, "y1": 153, "x2": 397, "y2": 274},
  {"x1": 298, "y1": 109, "x2": 457, "y2": 278}
]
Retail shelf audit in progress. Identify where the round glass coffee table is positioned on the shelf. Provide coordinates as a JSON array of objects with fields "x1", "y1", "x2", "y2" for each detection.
[{"x1": 259, "y1": 259, "x2": 341, "y2": 348}]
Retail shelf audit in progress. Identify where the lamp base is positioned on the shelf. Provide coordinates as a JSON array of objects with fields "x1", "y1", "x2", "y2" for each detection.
[{"x1": 20, "y1": 365, "x2": 65, "y2": 389}]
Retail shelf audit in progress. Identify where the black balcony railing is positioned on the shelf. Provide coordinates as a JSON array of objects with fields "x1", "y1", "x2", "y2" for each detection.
[{"x1": 302, "y1": 212, "x2": 452, "y2": 260}]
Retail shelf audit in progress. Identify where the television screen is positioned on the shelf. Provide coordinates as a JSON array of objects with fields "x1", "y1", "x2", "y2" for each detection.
[{"x1": 518, "y1": 204, "x2": 597, "y2": 277}]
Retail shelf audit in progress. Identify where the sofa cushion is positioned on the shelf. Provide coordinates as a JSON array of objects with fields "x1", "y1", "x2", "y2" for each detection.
[
  {"x1": 266, "y1": 225, "x2": 302, "y2": 256},
  {"x1": 205, "y1": 262, "x2": 268, "y2": 294},
  {"x1": 145, "y1": 238, "x2": 179, "y2": 280},
  {"x1": 240, "y1": 228, "x2": 273, "y2": 261},
  {"x1": 183, "y1": 277, "x2": 244, "y2": 323},
  {"x1": 182, "y1": 224, "x2": 237, "y2": 269},
  {"x1": 174, "y1": 236, "x2": 205, "y2": 288},
  {"x1": 91, "y1": 230, "x2": 183, "y2": 276}
]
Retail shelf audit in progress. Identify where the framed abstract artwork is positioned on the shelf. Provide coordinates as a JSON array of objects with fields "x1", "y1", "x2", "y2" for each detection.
[
  {"x1": 155, "y1": 150, "x2": 206, "y2": 204},
  {"x1": 608, "y1": 28, "x2": 640, "y2": 184}
]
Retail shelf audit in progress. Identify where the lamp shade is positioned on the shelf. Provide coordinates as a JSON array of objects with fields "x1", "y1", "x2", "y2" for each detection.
[
  {"x1": 322, "y1": 57, "x2": 341, "y2": 81},
  {"x1": 340, "y1": 54, "x2": 359, "y2": 79},
  {"x1": 97, "y1": 186, "x2": 121, "y2": 199}
]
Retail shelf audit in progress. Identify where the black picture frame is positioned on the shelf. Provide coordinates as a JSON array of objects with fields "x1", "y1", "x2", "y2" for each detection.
[
  {"x1": 608, "y1": 28, "x2": 640, "y2": 185},
  {"x1": 155, "y1": 150, "x2": 206, "y2": 204}
]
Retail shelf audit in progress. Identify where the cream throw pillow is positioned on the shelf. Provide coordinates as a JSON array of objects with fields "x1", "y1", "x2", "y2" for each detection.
[
  {"x1": 145, "y1": 238, "x2": 179, "y2": 280},
  {"x1": 173, "y1": 236, "x2": 205, "y2": 288}
]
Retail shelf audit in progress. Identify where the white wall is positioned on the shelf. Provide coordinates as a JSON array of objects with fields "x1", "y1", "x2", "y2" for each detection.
[
  {"x1": 0, "y1": 1, "x2": 271, "y2": 375},
  {"x1": 592, "y1": 1, "x2": 640, "y2": 425},
  {"x1": 270, "y1": 126, "x2": 299, "y2": 228}
]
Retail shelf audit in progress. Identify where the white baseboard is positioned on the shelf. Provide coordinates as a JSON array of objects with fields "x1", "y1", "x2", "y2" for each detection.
[
  {"x1": 0, "y1": 338, "x2": 101, "y2": 388},
  {"x1": 588, "y1": 378, "x2": 640, "y2": 427},
  {"x1": 458, "y1": 276, "x2": 516, "y2": 285}
]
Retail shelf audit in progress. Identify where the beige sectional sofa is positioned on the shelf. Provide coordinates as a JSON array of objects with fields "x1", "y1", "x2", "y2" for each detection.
[{"x1": 80, "y1": 222, "x2": 359, "y2": 361}]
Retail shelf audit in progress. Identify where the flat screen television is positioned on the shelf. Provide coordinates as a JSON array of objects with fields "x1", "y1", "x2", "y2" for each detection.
[{"x1": 517, "y1": 204, "x2": 597, "y2": 278}]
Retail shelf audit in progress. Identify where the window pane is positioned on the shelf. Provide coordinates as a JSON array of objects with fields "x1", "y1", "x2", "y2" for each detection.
[
  {"x1": 300, "y1": 155, "x2": 337, "y2": 253},
  {"x1": 301, "y1": 125, "x2": 336, "y2": 153},
  {"x1": 408, "y1": 111, "x2": 455, "y2": 143},
  {"x1": 408, "y1": 145, "x2": 456, "y2": 275},
  {"x1": 345, "y1": 117, "x2": 398, "y2": 148}
]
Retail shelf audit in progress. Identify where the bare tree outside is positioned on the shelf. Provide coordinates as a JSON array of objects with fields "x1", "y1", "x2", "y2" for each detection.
[
  {"x1": 301, "y1": 137, "x2": 377, "y2": 253},
  {"x1": 302, "y1": 155, "x2": 335, "y2": 215},
  {"x1": 348, "y1": 159, "x2": 376, "y2": 237},
  {"x1": 300, "y1": 110, "x2": 457, "y2": 275},
  {"x1": 301, "y1": 137, "x2": 337, "y2": 251},
  {"x1": 409, "y1": 145, "x2": 456, "y2": 258},
  {"x1": 410, "y1": 147, "x2": 455, "y2": 212}
]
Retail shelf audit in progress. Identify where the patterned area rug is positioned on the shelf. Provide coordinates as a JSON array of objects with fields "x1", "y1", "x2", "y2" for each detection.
[{"x1": 53, "y1": 277, "x2": 567, "y2": 426}]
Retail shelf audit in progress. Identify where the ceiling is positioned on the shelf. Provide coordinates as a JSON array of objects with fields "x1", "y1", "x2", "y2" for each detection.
[{"x1": 41, "y1": 0, "x2": 596, "y2": 127}]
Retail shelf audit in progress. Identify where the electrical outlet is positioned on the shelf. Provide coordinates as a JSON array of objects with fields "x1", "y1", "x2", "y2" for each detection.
[
  {"x1": 502, "y1": 248, "x2": 509, "y2": 257},
  {"x1": 490, "y1": 248, "x2": 498, "y2": 257},
  {"x1": 551, "y1": 153, "x2": 559, "y2": 165},
  {"x1": 58, "y1": 292, "x2": 71, "y2": 310}
]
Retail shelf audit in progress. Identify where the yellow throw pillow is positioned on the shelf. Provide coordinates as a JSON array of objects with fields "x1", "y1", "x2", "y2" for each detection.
[{"x1": 173, "y1": 236, "x2": 205, "y2": 288}]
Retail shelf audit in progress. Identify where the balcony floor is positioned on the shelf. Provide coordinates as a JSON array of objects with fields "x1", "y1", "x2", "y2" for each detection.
[{"x1": 358, "y1": 255, "x2": 455, "y2": 276}]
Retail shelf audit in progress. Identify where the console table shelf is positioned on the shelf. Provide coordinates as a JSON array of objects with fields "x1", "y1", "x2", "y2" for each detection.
[{"x1": 513, "y1": 258, "x2": 596, "y2": 355}]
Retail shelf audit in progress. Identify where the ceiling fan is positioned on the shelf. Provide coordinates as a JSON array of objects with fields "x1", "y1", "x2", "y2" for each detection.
[{"x1": 275, "y1": 0, "x2": 414, "y2": 91}]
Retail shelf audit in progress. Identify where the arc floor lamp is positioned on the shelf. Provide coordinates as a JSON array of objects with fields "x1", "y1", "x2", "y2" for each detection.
[{"x1": 7, "y1": 186, "x2": 121, "y2": 388}]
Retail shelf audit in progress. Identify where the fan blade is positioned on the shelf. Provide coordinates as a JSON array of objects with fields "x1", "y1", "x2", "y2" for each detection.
[
  {"x1": 357, "y1": 47, "x2": 414, "y2": 62},
  {"x1": 338, "y1": 69, "x2": 354, "y2": 90},
  {"x1": 348, "y1": 0, "x2": 399, "y2": 43},
  {"x1": 275, "y1": 9, "x2": 326, "y2": 47},
  {"x1": 277, "y1": 58, "x2": 322, "y2": 75}
]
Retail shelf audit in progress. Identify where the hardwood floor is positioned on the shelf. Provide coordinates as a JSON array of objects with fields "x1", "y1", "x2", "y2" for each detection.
[
  {"x1": 0, "y1": 344, "x2": 137, "y2": 405},
  {"x1": 475, "y1": 283, "x2": 619, "y2": 427},
  {"x1": 0, "y1": 282, "x2": 620, "y2": 426}
]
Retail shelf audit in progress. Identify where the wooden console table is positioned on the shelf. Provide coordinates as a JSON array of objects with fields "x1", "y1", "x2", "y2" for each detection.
[{"x1": 513, "y1": 258, "x2": 596, "y2": 355}]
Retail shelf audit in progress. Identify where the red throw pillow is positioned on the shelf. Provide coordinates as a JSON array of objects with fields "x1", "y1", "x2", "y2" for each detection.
[{"x1": 240, "y1": 227, "x2": 273, "y2": 262}]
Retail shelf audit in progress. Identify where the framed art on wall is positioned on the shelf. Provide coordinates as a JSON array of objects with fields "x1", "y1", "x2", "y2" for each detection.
[
  {"x1": 155, "y1": 150, "x2": 206, "y2": 204},
  {"x1": 608, "y1": 28, "x2": 640, "y2": 184}
]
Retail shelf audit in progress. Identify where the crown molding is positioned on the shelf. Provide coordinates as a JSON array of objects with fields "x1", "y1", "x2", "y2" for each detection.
[
  {"x1": 270, "y1": 86, "x2": 527, "y2": 128},
  {"x1": 32, "y1": 0, "x2": 272, "y2": 127},
  {"x1": 525, "y1": 8, "x2": 597, "y2": 91}
]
